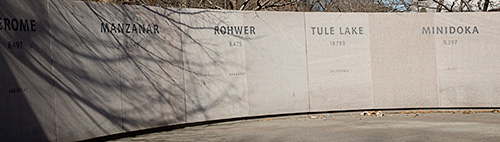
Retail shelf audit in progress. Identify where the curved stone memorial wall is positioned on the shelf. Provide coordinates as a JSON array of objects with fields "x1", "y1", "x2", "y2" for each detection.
[{"x1": 1, "y1": 0, "x2": 500, "y2": 141}]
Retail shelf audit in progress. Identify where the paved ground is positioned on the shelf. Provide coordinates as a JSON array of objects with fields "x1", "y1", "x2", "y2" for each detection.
[{"x1": 111, "y1": 110, "x2": 500, "y2": 142}]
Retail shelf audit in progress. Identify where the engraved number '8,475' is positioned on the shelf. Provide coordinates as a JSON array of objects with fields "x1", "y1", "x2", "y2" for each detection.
[{"x1": 229, "y1": 41, "x2": 242, "y2": 47}]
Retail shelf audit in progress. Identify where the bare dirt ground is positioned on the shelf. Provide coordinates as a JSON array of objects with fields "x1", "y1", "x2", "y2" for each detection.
[{"x1": 111, "y1": 109, "x2": 500, "y2": 142}]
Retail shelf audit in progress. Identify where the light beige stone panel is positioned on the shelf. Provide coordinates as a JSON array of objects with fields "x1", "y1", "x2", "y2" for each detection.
[
  {"x1": 435, "y1": 13, "x2": 500, "y2": 107},
  {"x1": 369, "y1": 13, "x2": 439, "y2": 108},
  {"x1": 181, "y1": 9, "x2": 249, "y2": 122},
  {"x1": 51, "y1": 1, "x2": 186, "y2": 140},
  {"x1": 50, "y1": 1, "x2": 127, "y2": 141},
  {"x1": 50, "y1": 1, "x2": 185, "y2": 140},
  {"x1": 245, "y1": 11, "x2": 309, "y2": 115},
  {"x1": 305, "y1": 13, "x2": 373, "y2": 111},
  {"x1": 115, "y1": 5, "x2": 186, "y2": 131}
]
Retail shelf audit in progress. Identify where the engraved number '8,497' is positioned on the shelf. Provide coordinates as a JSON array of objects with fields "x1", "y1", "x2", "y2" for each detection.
[{"x1": 7, "y1": 42, "x2": 23, "y2": 49}]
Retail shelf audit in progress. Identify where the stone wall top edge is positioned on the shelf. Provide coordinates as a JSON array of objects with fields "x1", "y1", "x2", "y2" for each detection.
[{"x1": 68, "y1": 0, "x2": 500, "y2": 16}]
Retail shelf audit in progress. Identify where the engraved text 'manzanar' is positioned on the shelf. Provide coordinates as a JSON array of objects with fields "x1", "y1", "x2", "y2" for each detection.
[
  {"x1": 101, "y1": 22, "x2": 159, "y2": 34},
  {"x1": 422, "y1": 26, "x2": 479, "y2": 34}
]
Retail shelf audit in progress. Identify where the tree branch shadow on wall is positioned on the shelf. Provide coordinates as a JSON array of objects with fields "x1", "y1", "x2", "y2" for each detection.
[
  {"x1": 45, "y1": 0, "x2": 261, "y2": 141},
  {"x1": 0, "y1": 0, "x2": 53, "y2": 141}
]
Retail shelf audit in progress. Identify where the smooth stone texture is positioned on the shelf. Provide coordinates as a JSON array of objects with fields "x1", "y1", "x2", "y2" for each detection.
[
  {"x1": 435, "y1": 13, "x2": 500, "y2": 107},
  {"x1": 5, "y1": 1, "x2": 500, "y2": 140},
  {"x1": 50, "y1": 1, "x2": 125, "y2": 141},
  {"x1": 305, "y1": 13, "x2": 373, "y2": 111},
  {"x1": 245, "y1": 11, "x2": 309, "y2": 115},
  {"x1": 0, "y1": 0, "x2": 55, "y2": 141},
  {"x1": 50, "y1": 1, "x2": 186, "y2": 141},
  {"x1": 115, "y1": 5, "x2": 186, "y2": 131},
  {"x1": 181, "y1": 9, "x2": 249, "y2": 122},
  {"x1": 369, "y1": 14, "x2": 439, "y2": 108}
]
